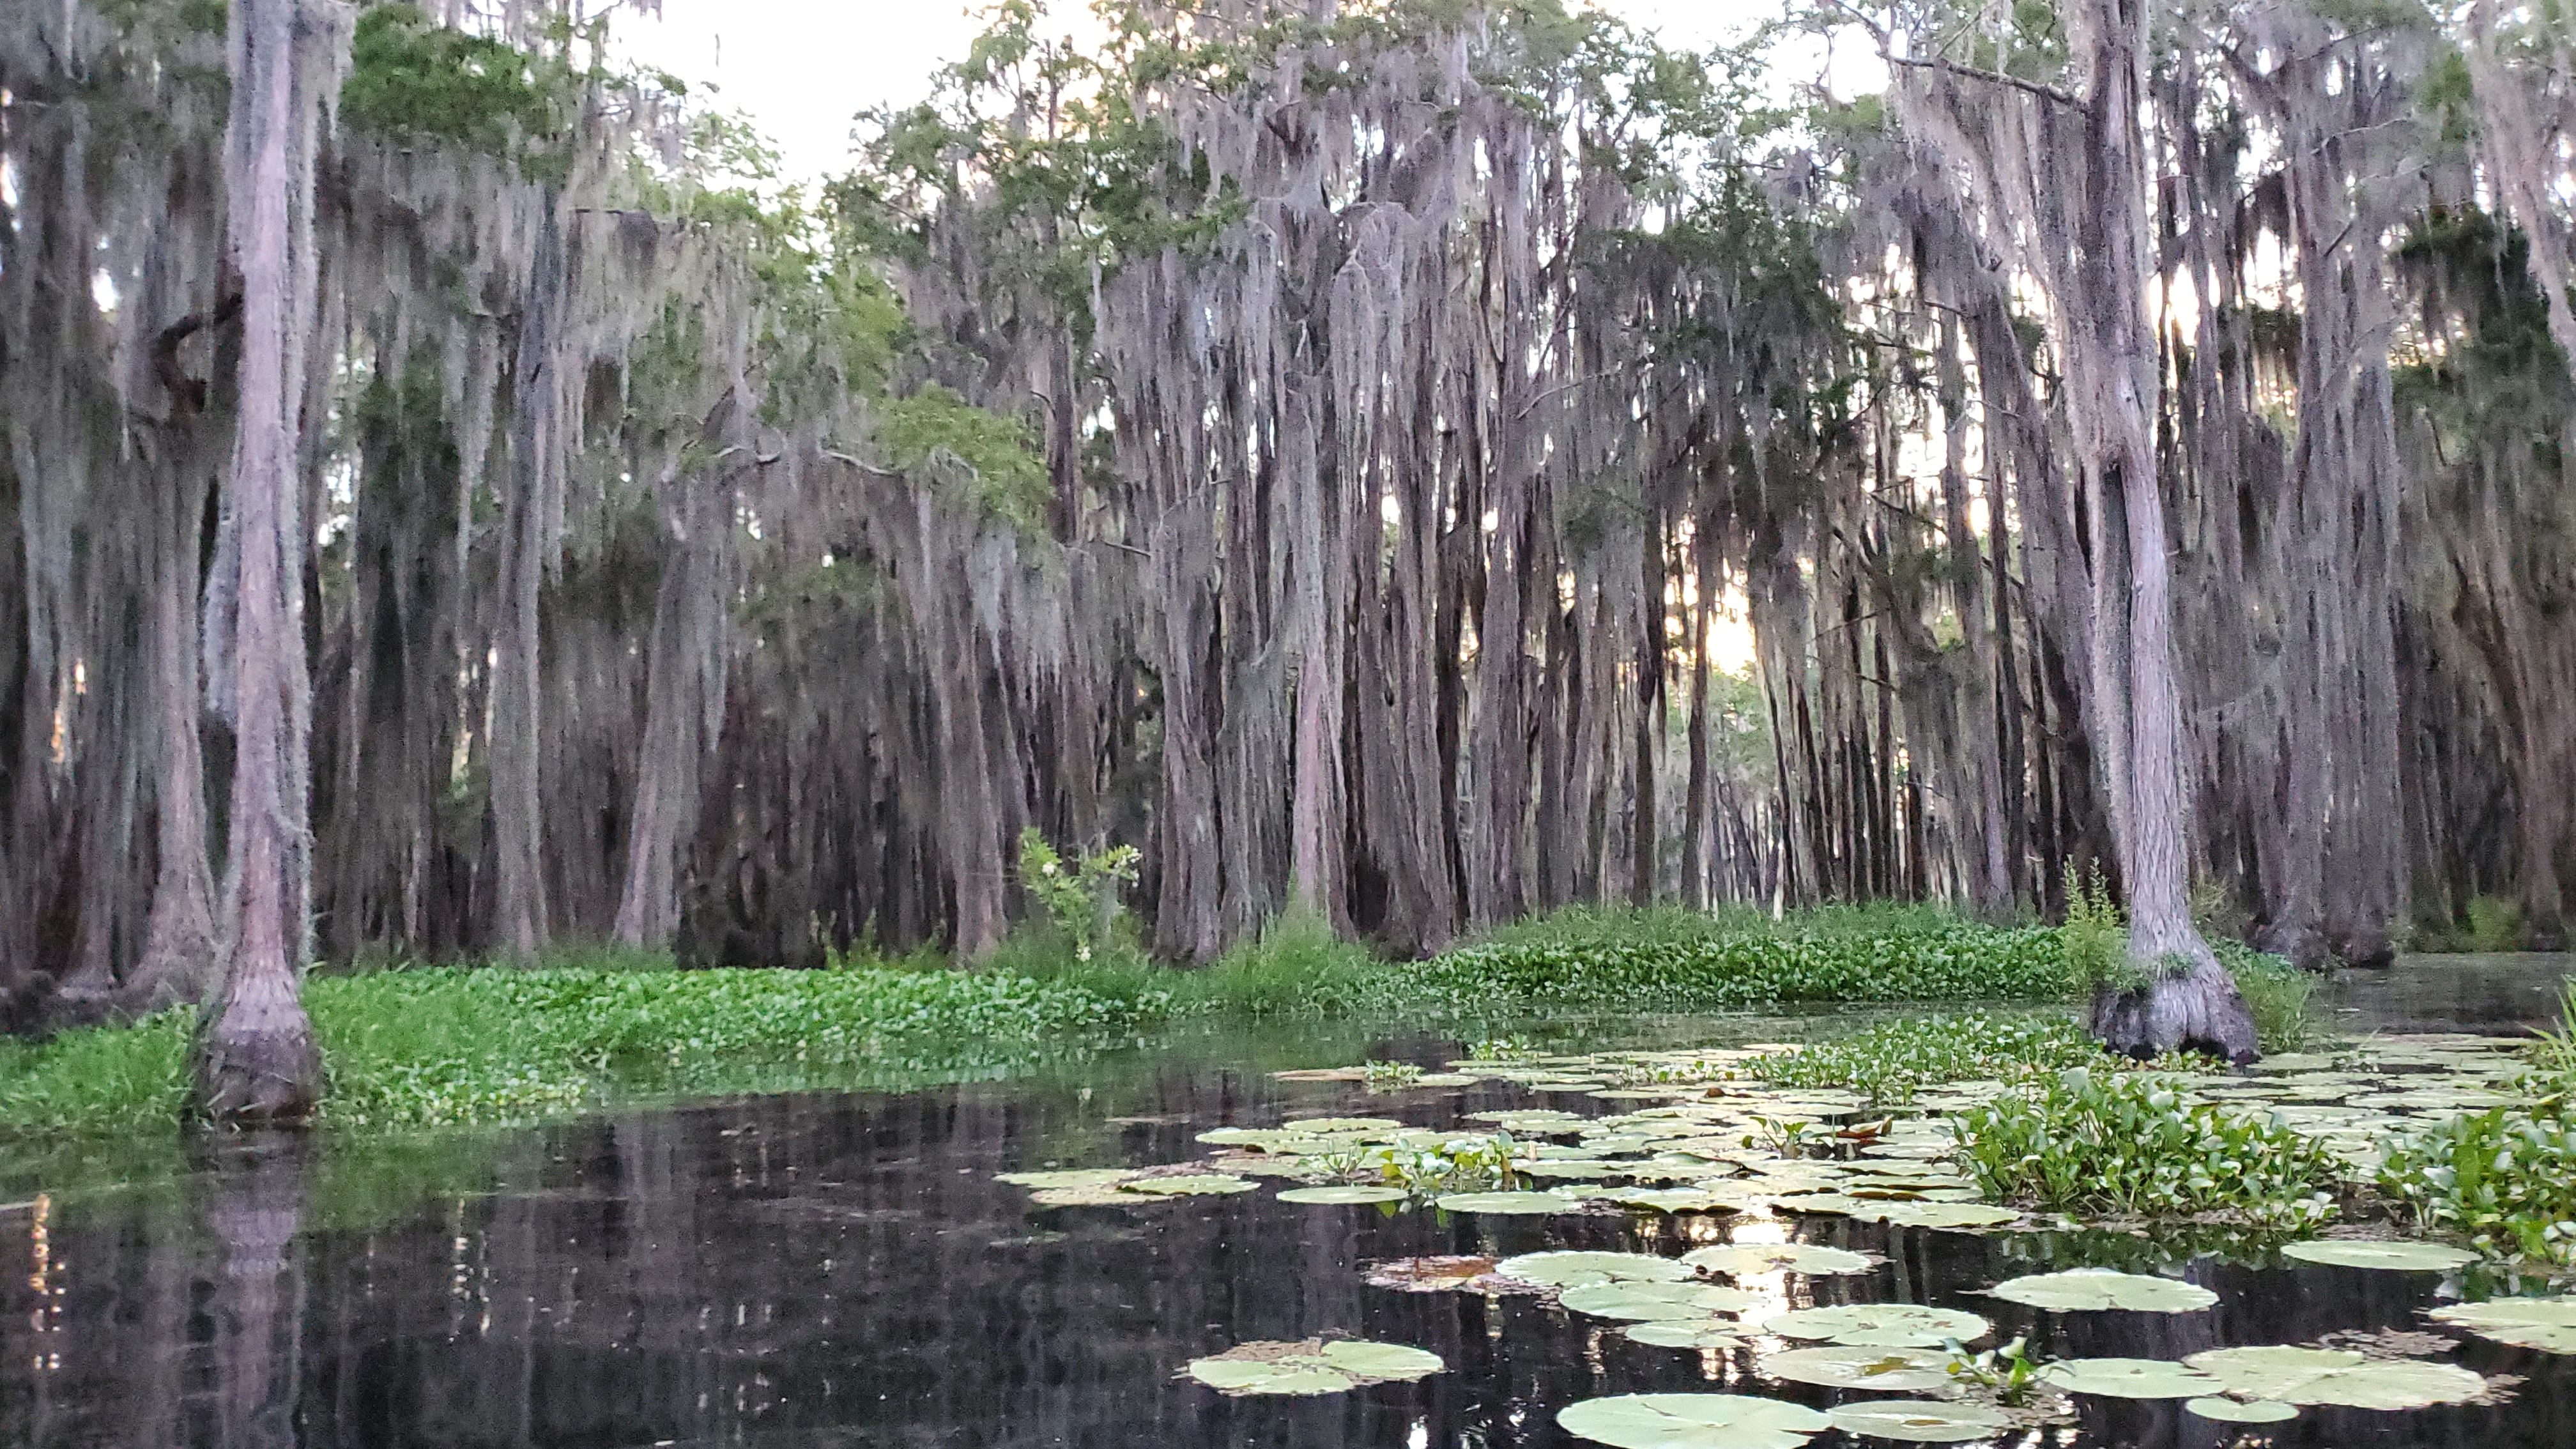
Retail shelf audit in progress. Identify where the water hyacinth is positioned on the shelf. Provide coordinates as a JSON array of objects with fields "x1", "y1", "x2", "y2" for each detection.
[{"x1": 1953, "y1": 1067, "x2": 2342, "y2": 1225}]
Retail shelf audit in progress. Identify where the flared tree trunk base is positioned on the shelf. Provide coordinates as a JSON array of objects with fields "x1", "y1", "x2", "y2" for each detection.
[
  {"x1": 2090, "y1": 959, "x2": 2261, "y2": 1065},
  {"x1": 192, "y1": 1013, "x2": 321, "y2": 1124}
]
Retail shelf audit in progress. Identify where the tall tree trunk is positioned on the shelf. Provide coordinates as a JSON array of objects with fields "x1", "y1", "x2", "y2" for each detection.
[
  {"x1": 2066, "y1": 0, "x2": 2257, "y2": 1061},
  {"x1": 194, "y1": 0, "x2": 344, "y2": 1120}
]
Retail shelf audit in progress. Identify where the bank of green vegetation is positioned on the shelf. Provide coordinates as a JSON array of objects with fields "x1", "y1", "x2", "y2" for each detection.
[{"x1": 0, "y1": 903, "x2": 2308, "y2": 1141}]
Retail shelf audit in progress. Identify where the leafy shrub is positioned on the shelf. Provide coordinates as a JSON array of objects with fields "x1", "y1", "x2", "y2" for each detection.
[
  {"x1": 2377, "y1": 1105, "x2": 2576, "y2": 1263},
  {"x1": 1954, "y1": 1066, "x2": 2341, "y2": 1225},
  {"x1": 2060, "y1": 862, "x2": 2138, "y2": 993},
  {"x1": 1016, "y1": 827, "x2": 1141, "y2": 961},
  {"x1": 0, "y1": 1011, "x2": 192, "y2": 1138},
  {"x1": 1752, "y1": 1014, "x2": 2108, "y2": 1106},
  {"x1": 2214, "y1": 942, "x2": 2316, "y2": 1053},
  {"x1": 340, "y1": 4, "x2": 575, "y2": 172},
  {"x1": 2467, "y1": 894, "x2": 2527, "y2": 952}
]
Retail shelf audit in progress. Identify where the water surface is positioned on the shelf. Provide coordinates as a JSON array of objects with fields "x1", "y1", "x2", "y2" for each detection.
[{"x1": 5, "y1": 958, "x2": 2572, "y2": 1448}]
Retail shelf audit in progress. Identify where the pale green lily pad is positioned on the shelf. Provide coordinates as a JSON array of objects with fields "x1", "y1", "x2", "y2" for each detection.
[
  {"x1": 2185, "y1": 1397, "x2": 2299, "y2": 1423},
  {"x1": 1767, "y1": 1192, "x2": 1864, "y2": 1216},
  {"x1": 1196, "y1": 1128, "x2": 1301, "y2": 1149},
  {"x1": 1760, "y1": 1303, "x2": 1989, "y2": 1347},
  {"x1": 1761, "y1": 1346, "x2": 1956, "y2": 1392},
  {"x1": 1436, "y1": 1190, "x2": 1579, "y2": 1215},
  {"x1": 997, "y1": 1168, "x2": 1137, "y2": 1189},
  {"x1": 1986, "y1": 1269, "x2": 2217, "y2": 1314},
  {"x1": 1862, "y1": 1202, "x2": 2020, "y2": 1230},
  {"x1": 1121, "y1": 1174, "x2": 1256, "y2": 1197},
  {"x1": 1627, "y1": 1320, "x2": 1751, "y2": 1350},
  {"x1": 2182, "y1": 1346, "x2": 2488, "y2": 1408},
  {"x1": 1558, "y1": 1392, "x2": 1830, "y2": 1449},
  {"x1": 1275, "y1": 1184, "x2": 1409, "y2": 1205},
  {"x1": 1409, "y1": 1072, "x2": 1482, "y2": 1087},
  {"x1": 1827, "y1": 1400, "x2": 2014, "y2": 1443},
  {"x1": 1682, "y1": 1243, "x2": 1878, "y2": 1278},
  {"x1": 1282, "y1": 1116, "x2": 1406, "y2": 1135},
  {"x1": 1607, "y1": 1187, "x2": 1749, "y2": 1213},
  {"x1": 1183, "y1": 1337, "x2": 1442, "y2": 1396},
  {"x1": 2280, "y1": 1240, "x2": 2478, "y2": 1272},
  {"x1": 1563, "y1": 1280, "x2": 1763, "y2": 1321},
  {"x1": 1522, "y1": 1159, "x2": 1621, "y2": 1179},
  {"x1": 2429, "y1": 1296, "x2": 2576, "y2": 1352},
  {"x1": 1498, "y1": 1250, "x2": 1691, "y2": 1289},
  {"x1": 1029, "y1": 1183, "x2": 1153, "y2": 1206},
  {"x1": 2037, "y1": 1358, "x2": 2223, "y2": 1399}
]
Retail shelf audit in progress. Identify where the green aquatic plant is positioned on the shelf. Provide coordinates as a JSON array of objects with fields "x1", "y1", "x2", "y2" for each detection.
[
  {"x1": 2060, "y1": 861, "x2": 2142, "y2": 994},
  {"x1": 2216, "y1": 943, "x2": 2318, "y2": 1052},
  {"x1": 1944, "y1": 1335, "x2": 2046, "y2": 1406},
  {"x1": 1183, "y1": 1338, "x2": 1443, "y2": 1396},
  {"x1": 1360, "y1": 1059, "x2": 1426, "y2": 1091},
  {"x1": 1954, "y1": 1067, "x2": 2342, "y2": 1225},
  {"x1": 2376, "y1": 1102, "x2": 2576, "y2": 1262},
  {"x1": 1751, "y1": 1014, "x2": 2106, "y2": 1105}
]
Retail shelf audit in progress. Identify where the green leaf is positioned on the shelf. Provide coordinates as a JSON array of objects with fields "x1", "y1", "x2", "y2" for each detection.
[
  {"x1": 1758, "y1": 1303, "x2": 1990, "y2": 1347},
  {"x1": 1761, "y1": 1346, "x2": 1956, "y2": 1392},
  {"x1": 2036, "y1": 1358, "x2": 2225, "y2": 1399},
  {"x1": 2181, "y1": 1346, "x2": 2489, "y2": 1408},
  {"x1": 2279, "y1": 1240, "x2": 2478, "y2": 1271},
  {"x1": 2428, "y1": 1296, "x2": 2576, "y2": 1353},
  {"x1": 1984, "y1": 1269, "x2": 2218, "y2": 1313},
  {"x1": 1563, "y1": 1281, "x2": 1764, "y2": 1321},
  {"x1": 1275, "y1": 1184, "x2": 1407, "y2": 1204},
  {"x1": 1827, "y1": 1400, "x2": 2014, "y2": 1443},
  {"x1": 2184, "y1": 1397, "x2": 2299, "y2": 1423},
  {"x1": 1558, "y1": 1393, "x2": 1831, "y2": 1449},
  {"x1": 1680, "y1": 1243, "x2": 1877, "y2": 1277},
  {"x1": 1497, "y1": 1251, "x2": 1692, "y2": 1288}
]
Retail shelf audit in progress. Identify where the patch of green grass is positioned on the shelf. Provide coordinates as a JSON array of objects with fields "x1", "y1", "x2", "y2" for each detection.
[
  {"x1": 1954, "y1": 1066, "x2": 2342, "y2": 1227},
  {"x1": 2216, "y1": 942, "x2": 2317, "y2": 1053},
  {"x1": 1751, "y1": 1013, "x2": 2107, "y2": 1106},
  {"x1": 0, "y1": 1010, "x2": 194, "y2": 1139}
]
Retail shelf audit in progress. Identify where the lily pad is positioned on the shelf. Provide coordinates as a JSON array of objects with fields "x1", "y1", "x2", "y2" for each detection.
[
  {"x1": 2184, "y1": 1397, "x2": 2299, "y2": 1423},
  {"x1": 2280, "y1": 1240, "x2": 2478, "y2": 1272},
  {"x1": 2036, "y1": 1358, "x2": 2223, "y2": 1399},
  {"x1": 1183, "y1": 1338, "x2": 1443, "y2": 1396},
  {"x1": 1436, "y1": 1190, "x2": 1579, "y2": 1215},
  {"x1": 1498, "y1": 1251, "x2": 1692, "y2": 1288},
  {"x1": 1120, "y1": 1174, "x2": 1256, "y2": 1197},
  {"x1": 1606, "y1": 1187, "x2": 1749, "y2": 1213},
  {"x1": 1986, "y1": 1269, "x2": 2217, "y2": 1314},
  {"x1": 1275, "y1": 1184, "x2": 1408, "y2": 1205},
  {"x1": 1029, "y1": 1183, "x2": 1155, "y2": 1206},
  {"x1": 1282, "y1": 1116, "x2": 1406, "y2": 1135},
  {"x1": 1760, "y1": 1303, "x2": 1989, "y2": 1347},
  {"x1": 1767, "y1": 1192, "x2": 1864, "y2": 1216},
  {"x1": 1761, "y1": 1346, "x2": 1956, "y2": 1392},
  {"x1": 2428, "y1": 1296, "x2": 2576, "y2": 1353},
  {"x1": 1682, "y1": 1243, "x2": 1878, "y2": 1278},
  {"x1": 2182, "y1": 1345, "x2": 2488, "y2": 1409},
  {"x1": 1522, "y1": 1159, "x2": 1622, "y2": 1179},
  {"x1": 1558, "y1": 1393, "x2": 1831, "y2": 1449},
  {"x1": 1627, "y1": 1321, "x2": 1751, "y2": 1351},
  {"x1": 1827, "y1": 1400, "x2": 2014, "y2": 1443},
  {"x1": 1563, "y1": 1281, "x2": 1764, "y2": 1322},
  {"x1": 1861, "y1": 1202, "x2": 2020, "y2": 1230}
]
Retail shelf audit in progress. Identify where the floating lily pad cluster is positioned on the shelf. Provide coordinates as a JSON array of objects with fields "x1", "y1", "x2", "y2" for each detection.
[{"x1": 991, "y1": 1027, "x2": 2544, "y2": 1432}]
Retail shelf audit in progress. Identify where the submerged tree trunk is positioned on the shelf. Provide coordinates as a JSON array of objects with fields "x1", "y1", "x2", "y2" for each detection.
[{"x1": 193, "y1": 0, "x2": 344, "y2": 1119}]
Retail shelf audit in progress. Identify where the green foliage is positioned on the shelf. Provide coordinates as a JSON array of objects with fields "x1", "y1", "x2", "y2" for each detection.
[
  {"x1": 871, "y1": 385, "x2": 1051, "y2": 529},
  {"x1": 1955, "y1": 1067, "x2": 2343, "y2": 1226},
  {"x1": 1375, "y1": 907, "x2": 2078, "y2": 1019},
  {"x1": 2216, "y1": 943, "x2": 2317, "y2": 1053},
  {"x1": 2377, "y1": 1103, "x2": 2576, "y2": 1264},
  {"x1": 1752, "y1": 1013, "x2": 2109, "y2": 1106},
  {"x1": 1016, "y1": 828, "x2": 1140, "y2": 960},
  {"x1": 341, "y1": 4, "x2": 576, "y2": 175},
  {"x1": 0, "y1": 1011, "x2": 193, "y2": 1139},
  {"x1": 1183, "y1": 910, "x2": 1384, "y2": 1017},
  {"x1": 2060, "y1": 861, "x2": 2139, "y2": 992},
  {"x1": 1946, "y1": 1337, "x2": 2045, "y2": 1407},
  {"x1": 2467, "y1": 894, "x2": 2527, "y2": 952}
]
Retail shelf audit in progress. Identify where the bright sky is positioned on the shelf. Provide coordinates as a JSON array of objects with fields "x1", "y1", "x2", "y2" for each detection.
[{"x1": 618, "y1": 1, "x2": 1873, "y2": 187}]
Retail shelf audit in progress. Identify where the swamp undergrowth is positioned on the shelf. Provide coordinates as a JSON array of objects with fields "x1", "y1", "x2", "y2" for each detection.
[{"x1": 1954, "y1": 1066, "x2": 2343, "y2": 1226}]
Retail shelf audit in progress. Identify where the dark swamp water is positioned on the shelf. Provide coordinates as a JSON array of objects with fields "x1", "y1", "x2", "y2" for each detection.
[{"x1": 6, "y1": 958, "x2": 2573, "y2": 1449}]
